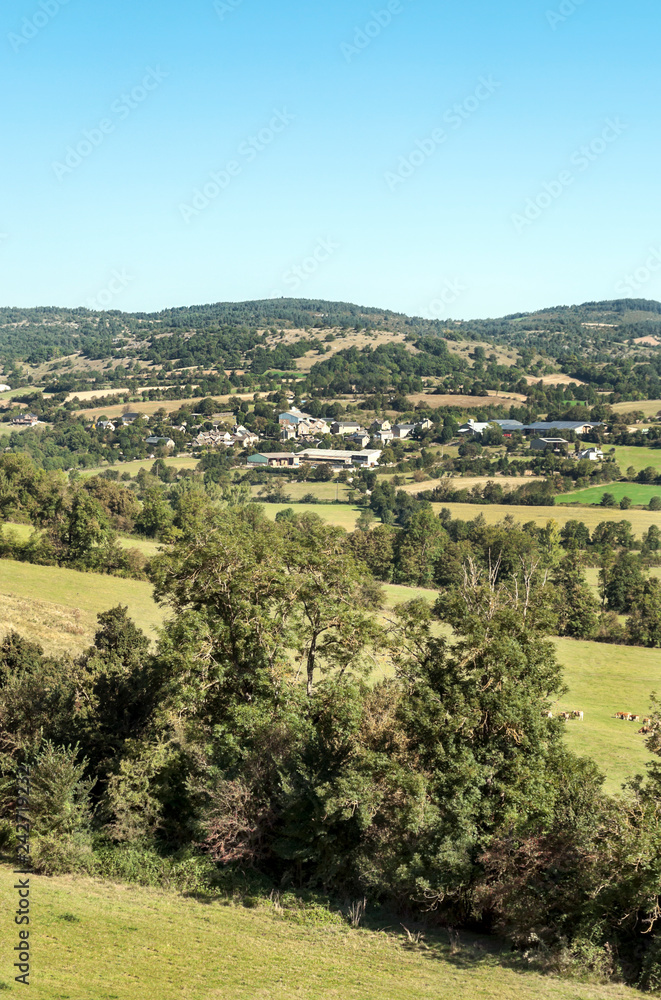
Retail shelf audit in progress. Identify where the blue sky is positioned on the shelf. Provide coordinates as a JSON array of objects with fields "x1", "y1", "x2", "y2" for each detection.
[{"x1": 1, "y1": 0, "x2": 658, "y2": 318}]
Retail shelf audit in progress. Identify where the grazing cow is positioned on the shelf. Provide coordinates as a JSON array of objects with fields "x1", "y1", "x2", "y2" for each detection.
[
  {"x1": 631, "y1": 715, "x2": 640, "y2": 722},
  {"x1": 573, "y1": 710, "x2": 584, "y2": 721}
]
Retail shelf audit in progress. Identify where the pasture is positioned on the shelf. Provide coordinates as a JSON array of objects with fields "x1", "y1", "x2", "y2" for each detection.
[
  {"x1": 612, "y1": 399, "x2": 661, "y2": 417},
  {"x1": 610, "y1": 445, "x2": 661, "y2": 474},
  {"x1": 554, "y1": 638, "x2": 659, "y2": 794},
  {"x1": 556, "y1": 483, "x2": 661, "y2": 507},
  {"x1": 259, "y1": 502, "x2": 364, "y2": 531},
  {"x1": 1, "y1": 864, "x2": 644, "y2": 1000}
]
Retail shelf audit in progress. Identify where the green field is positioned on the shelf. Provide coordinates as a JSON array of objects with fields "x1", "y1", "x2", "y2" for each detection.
[
  {"x1": 259, "y1": 502, "x2": 364, "y2": 530},
  {"x1": 1, "y1": 865, "x2": 643, "y2": 1000},
  {"x1": 557, "y1": 483, "x2": 661, "y2": 507},
  {"x1": 610, "y1": 445, "x2": 661, "y2": 475}
]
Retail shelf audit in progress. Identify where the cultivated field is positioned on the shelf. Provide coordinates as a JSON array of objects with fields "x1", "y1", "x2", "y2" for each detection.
[
  {"x1": 557, "y1": 483, "x2": 661, "y2": 507},
  {"x1": 524, "y1": 373, "x2": 587, "y2": 386},
  {"x1": 428, "y1": 501, "x2": 661, "y2": 537},
  {"x1": 2, "y1": 865, "x2": 644, "y2": 1000},
  {"x1": 398, "y1": 475, "x2": 544, "y2": 495}
]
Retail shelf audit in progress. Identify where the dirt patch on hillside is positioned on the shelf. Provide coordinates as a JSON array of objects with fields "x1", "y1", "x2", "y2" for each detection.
[
  {"x1": 524, "y1": 374, "x2": 587, "y2": 387},
  {"x1": 404, "y1": 392, "x2": 527, "y2": 409}
]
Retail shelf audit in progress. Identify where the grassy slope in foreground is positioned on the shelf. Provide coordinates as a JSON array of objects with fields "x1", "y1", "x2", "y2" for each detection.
[{"x1": 5, "y1": 867, "x2": 644, "y2": 1000}]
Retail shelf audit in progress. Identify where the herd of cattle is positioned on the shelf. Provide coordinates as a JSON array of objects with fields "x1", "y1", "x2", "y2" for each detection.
[
  {"x1": 615, "y1": 712, "x2": 655, "y2": 735},
  {"x1": 545, "y1": 710, "x2": 583, "y2": 721},
  {"x1": 544, "y1": 710, "x2": 656, "y2": 736}
]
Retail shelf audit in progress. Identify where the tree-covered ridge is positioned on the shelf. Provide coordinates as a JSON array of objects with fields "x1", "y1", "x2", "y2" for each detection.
[{"x1": 4, "y1": 297, "x2": 661, "y2": 372}]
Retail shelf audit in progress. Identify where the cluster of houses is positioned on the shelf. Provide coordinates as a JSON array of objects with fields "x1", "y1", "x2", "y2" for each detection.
[
  {"x1": 192, "y1": 424, "x2": 260, "y2": 450},
  {"x1": 458, "y1": 418, "x2": 605, "y2": 460},
  {"x1": 247, "y1": 448, "x2": 383, "y2": 470},
  {"x1": 279, "y1": 407, "x2": 432, "y2": 446}
]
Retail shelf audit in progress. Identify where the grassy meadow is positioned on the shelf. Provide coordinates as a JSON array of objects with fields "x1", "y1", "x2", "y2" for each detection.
[
  {"x1": 0, "y1": 559, "x2": 164, "y2": 652},
  {"x1": 610, "y1": 444, "x2": 661, "y2": 474},
  {"x1": 0, "y1": 865, "x2": 645, "y2": 1000},
  {"x1": 554, "y1": 638, "x2": 659, "y2": 794}
]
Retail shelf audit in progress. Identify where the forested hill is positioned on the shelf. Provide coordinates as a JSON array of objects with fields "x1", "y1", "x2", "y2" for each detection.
[{"x1": 2, "y1": 296, "x2": 661, "y2": 368}]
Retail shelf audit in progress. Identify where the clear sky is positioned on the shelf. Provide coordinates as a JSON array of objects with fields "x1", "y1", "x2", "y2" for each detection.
[{"x1": 1, "y1": 0, "x2": 659, "y2": 319}]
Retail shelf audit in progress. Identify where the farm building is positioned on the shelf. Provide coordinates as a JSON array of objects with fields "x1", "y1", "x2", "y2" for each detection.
[
  {"x1": 145, "y1": 436, "x2": 175, "y2": 449},
  {"x1": 247, "y1": 452, "x2": 300, "y2": 468},
  {"x1": 330, "y1": 420, "x2": 365, "y2": 435},
  {"x1": 298, "y1": 448, "x2": 382, "y2": 468},
  {"x1": 530, "y1": 437, "x2": 569, "y2": 454}
]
